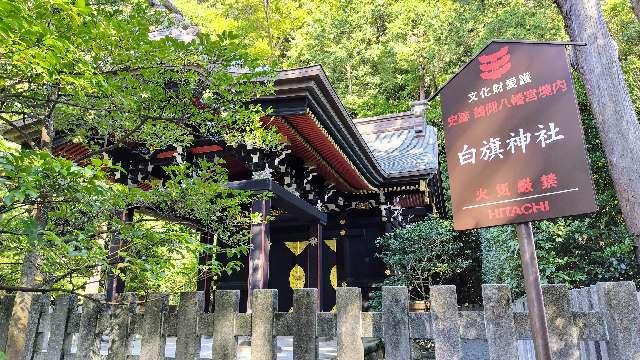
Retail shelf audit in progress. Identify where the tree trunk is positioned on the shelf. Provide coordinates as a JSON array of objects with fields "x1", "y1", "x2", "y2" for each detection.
[
  {"x1": 85, "y1": 223, "x2": 109, "y2": 294},
  {"x1": 7, "y1": 92, "x2": 57, "y2": 359},
  {"x1": 17, "y1": 97, "x2": 55, "y2": 286},
  {"x1": 346, "y1": 63, "x2": 353, "y2": 94},
  {"x1": 263, "y1": 0, "x2": 275, "y2": 60},
  {"x1": 632, "y1": 0, "x2": 640, "y2": 21},
  {"x1": 6, "y1": 183, "x2": 44, "y2": 360},
  {"x1": 6, "y1": 209, "x2": 44, "y2": 358},
  {"x1": 555, "y1": 0, "x2": 640, "y2": 262}
]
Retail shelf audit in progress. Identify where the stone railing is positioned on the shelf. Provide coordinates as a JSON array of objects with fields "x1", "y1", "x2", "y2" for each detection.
[{"x1": 1, "y1": 281, "x2": 639, "y2": 359}]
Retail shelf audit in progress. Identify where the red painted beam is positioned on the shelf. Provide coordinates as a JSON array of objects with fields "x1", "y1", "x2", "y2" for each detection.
[
  {"x1": 190, "y1": 144, "x2": 223, "y2": 154},
  {"x1": 156, "y1": 150, "x2": 176, "y2": 159}
]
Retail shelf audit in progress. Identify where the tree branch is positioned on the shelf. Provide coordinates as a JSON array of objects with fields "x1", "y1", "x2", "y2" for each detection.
[
  {"x1": 0, "y1": 229, "x2": 30, "y2": 237},
  {"x1": 43, "y1": 259, "x2": 121, "y2": 288},
  {"x1": 632, "y1": 0, "x2": 640, "y2": 21},
  {"x1": 75, "y1": 117, "x2": 151, "y2": 161},
  {"x1": 0, "y1": 114, "x2": 36, "y2": 149},
  {"x1": 0, "y1": 285, "x2": 103, "y2": 303}
]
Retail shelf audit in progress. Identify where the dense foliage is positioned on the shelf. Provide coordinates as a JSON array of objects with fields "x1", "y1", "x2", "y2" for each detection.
[
  {"x1": 173, "y1": 0, "x2": 309, "y2": 62},
  {"x1": 375, "y1": 218, "x2": 480, "y2": 302},
  {"x1": 0, "y1": 145, "x2": 254, "y2": 293},
  {"x1": 0, "y1": 0, "x2": 278, "y2": 295}
]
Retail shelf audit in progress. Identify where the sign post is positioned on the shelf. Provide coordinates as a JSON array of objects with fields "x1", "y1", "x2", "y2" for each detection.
[
  {"x1": 516, "y1": 222, "x2": 552, "y2": 360},
  {"x1": 437, "y1": 40, "x2": 596, "y2": 360}
]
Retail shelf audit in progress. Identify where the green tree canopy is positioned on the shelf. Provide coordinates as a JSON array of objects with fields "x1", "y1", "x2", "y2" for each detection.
[
  {"x1": 277, "y1": 0, "x2": 640, "y2": 292},
  {"x1": 173, "y1": 0, "x2": 310, "y2": 63},
  {"x1": 0, "y1": 0, "x2": 278, "y2": 296}
]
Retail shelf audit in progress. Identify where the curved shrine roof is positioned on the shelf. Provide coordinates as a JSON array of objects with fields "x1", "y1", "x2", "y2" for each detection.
[
  {"x1": 353, "y1": 106, "x2": 438, "y2": 178},
  {"x1": 260, "y1": 66, "x2": 439, "y2": 192}
]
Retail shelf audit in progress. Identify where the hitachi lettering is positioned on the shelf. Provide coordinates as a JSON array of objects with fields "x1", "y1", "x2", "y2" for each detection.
[{"x1": 488, "y1": 201, "x2": 550, "y2": 219}]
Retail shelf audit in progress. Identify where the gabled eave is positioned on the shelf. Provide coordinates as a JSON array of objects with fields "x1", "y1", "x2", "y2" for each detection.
[{"x1": 257, "y1": 65, "x2": 390, "y2": 190}]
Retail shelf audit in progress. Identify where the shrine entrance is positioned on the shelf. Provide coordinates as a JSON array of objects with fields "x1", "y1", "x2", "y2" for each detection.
[
  {"x1": 215, "y1": 179, "x2": 330, "y2": 312},
  {"x1": 269, "y1": 224, "x2": 337, "y2": 312}
]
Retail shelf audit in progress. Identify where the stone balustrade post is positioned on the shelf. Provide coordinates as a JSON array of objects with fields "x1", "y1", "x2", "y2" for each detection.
[
  {"x1": 45, "y1": 294, "x2": 74, "y2": 360},
  {"x1": 382, "y1": 286, "x2": 410, "y2": 360},
  {"x1": 431, "y1": 285, "x2": 463, "y2": 360},
  {"x1": 542, "y1": 284, "x2": 579, "y2": 359},
  {"x1": 5, "y1": 293, "x2": 45, "y2": 360},
  {"x1": 107, "y1": 293, "x2": 136, "y2": 360},
  {"x1": 482, "y1": 284, "x2": 517, "y2": 360},
  {"x1": 336, "y1": 287, "x2": 364, "y2": 359},
  {"x1": 0, "y1": 295, "x2": 15, "y2": 352},
  {"x1": 597, "y1": 281, "x2": 640, "y2": 360},
  {"x1": 251, "y1": 289, "x2": 277, "y2": 360},
  {"x1": 74, "y1": 294, "x2": 104, "y2": 360},
  {"x1": 213, "y1": 290, "x2": 240, "y2": 360},
  {"x1": 175, "y1": 292, "x2": 204, "y2": 360},
  {"x1": 139, "y1": 293, "x2": 168, "y2": 360},
  {"x1": 293, "y1": 288, "x2": 318, "y2": 360}
]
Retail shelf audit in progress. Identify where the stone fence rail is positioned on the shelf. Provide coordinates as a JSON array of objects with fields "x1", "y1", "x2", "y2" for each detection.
[
  {"x1": 514, "y1": 283, "x2": 640, "y2": 360},
  {"x1": 1, "y1": 281, "x2": 640, "y2": 359}
]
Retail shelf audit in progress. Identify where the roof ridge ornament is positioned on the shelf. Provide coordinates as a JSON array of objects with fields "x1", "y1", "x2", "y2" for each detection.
[
  {"x1": 411, "y1": 100, "x2": 427, "y2": 134},
  {"x1": 252, "y1": 164, "x2": 273, "y2": 180}
]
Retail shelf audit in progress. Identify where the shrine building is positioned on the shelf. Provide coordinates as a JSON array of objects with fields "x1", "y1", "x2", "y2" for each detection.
[
  {"x1": 5, "y1": 66, "x2": 445, "y2": 311},
  {"x1": 215, "y1": 66, "x2": 445, "y2": 311}
]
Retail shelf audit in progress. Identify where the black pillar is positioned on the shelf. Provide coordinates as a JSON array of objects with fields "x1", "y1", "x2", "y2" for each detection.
[
  {"x1": 247, "y1": 199, "x2": 271, "y2": 311},
  {"x1": 317, "y1": 224, "x2": 324, "y2": 310},
  {"x1": 106, "y1": 208, "x2": 133, "y2": 302},
  {"x1": 307, "y1": 223, "x2": 324, "y2": 310},
  {"x1": 198, "y1": 232, "x2": 214, "y2": 311},
  {"x1": 322, "y1": 234, "x2": 337, "y2": 311}
]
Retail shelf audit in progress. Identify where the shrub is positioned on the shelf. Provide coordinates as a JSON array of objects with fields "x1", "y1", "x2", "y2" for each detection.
[{"x1": 375, "y1": 217, "x2": 475, "y2": 301}]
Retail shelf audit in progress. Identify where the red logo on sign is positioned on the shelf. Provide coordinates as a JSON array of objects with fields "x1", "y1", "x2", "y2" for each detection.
[{"x1": 479, "y1": 46, "x2": 511, "y2": 80}]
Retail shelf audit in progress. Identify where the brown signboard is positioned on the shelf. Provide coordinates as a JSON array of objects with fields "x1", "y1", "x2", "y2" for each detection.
[{"x1": 440, "y1": 41, "x2": 597, "y2": 230}]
